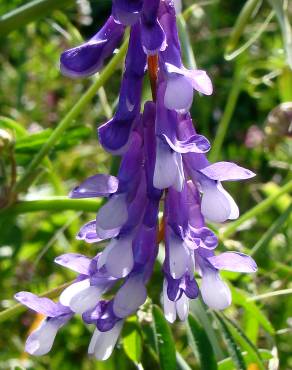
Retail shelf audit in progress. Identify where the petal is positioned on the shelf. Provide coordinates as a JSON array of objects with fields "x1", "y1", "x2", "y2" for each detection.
[
  {"x1": 141, "y1": 20, "x2": 166, "y2": 55},
  {"x1": 96, "y1": 193, "x2": 128, "y2": 230},
  {"x1": 201, "y1": 269, "x2": 231, "y2": 310},
  {"x1": 186, "y1": 69, "x2": 213, "y2": 95},
  {"x1": 54, "y1": 253, "x2": 91, "y2": 275},
  {"x1": 164, "y1": 74, "x2": 193, "y2": 111},
  {"x1": 163, "y1": 280, "x2": 176, "y2": 323},
  {"x1": 163, "y1": 133, "x2": 210, "y2": 154},
  {"x1": 201, "y1": 183, "x2": 231, "y2": 222},
  {"x1": 25, "y1": 316, "x2": 70, "y2": 356},
  {"x1": 14, "y1": 292, "x2": 67, "y2": 317},
  {"x1": 60, "y1": 16, "x2": 125, "y2": 78},
  {"x1": 69, "y1": 285, "x2": 105, "y2": 314},
  {"x1": 153, "y1": 139, "x2": 183, "y2": 190},
  {"x1": 208, "y1": 252, "x2": 257, "y2": 273},
  {"x1": 59, "y1": 279, "x2": 90, "y2": 307},
  {"x1": 113, "y1": 275, "x2": 147, "y2": 318},
  {"x1": 176, "y1": 294, "x2": 189, "y2": 321},
  {"x1": 77, "y1": 220, "x2": 106, "y2": 243},
  {"x1": 69, "y1": 174, "x2": 118, "y2": 198},
  {"x1": 88, "y1": 321, "x2": 123, "y2": 360},
  {"x1": 200, "y1": 162, "x2": 256, "y2": 181},
  {"x1": 112, "y1": 0, "x2": 143, "y2": 25},
  {"x1": 173, "y1": 152, "x2": 184, "y2": 192},
  {"x1": 104, "y1": 236, "x2": 134, "y2": 278},
  {"x1": 168, "y1": 232, "x2": 189, "y2": 279},
  {"x1": 217, "y1": 184, "x2": 239, "y2": 220},
  {"x1": 98, "y1": 116, "x2": 134, "y2": 155}
]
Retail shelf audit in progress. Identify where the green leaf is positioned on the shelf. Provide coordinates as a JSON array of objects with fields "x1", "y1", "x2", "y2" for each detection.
[
  {"x1": 176, "y1": 351, "x2": 192, "y2": 370},
  {"x1": 186, "y1": 313, "x2": 217, "y2": 370},
  {"x1": 218, "y1": 350, "x2": 273, "y2": 370},
  {"x1": 191, "y1": 299, "x2": 225, "y2": 360},
  {"x1": 225, "y1": 0, "x2": 259, "y2": 55},
  {"x1": 0, "y1": 0, "x2": 74, "y2": 36},
  {"x1": 152, "y1": 304, "x2": 176, "y2": 370},
  {"x1": 0, "y1": 116, "x2": 27, "y2": 138},
  {"x1": 214, "y1": 313, "x2": 246, "y2": 370},
  {"x1": 230, "y1": 287, "x2": 275, "y2": 335},
  {"x1": 221, "y1": 314, "x2": 265, "y2": 370},
  {"x1": 122, "y1": 321, "x2": 142, "y2": 364}
]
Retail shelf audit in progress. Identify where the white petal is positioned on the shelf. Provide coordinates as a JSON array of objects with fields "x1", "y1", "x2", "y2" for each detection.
[
  {"x1": 176, "y1": 294, "x2": 189, "y2": 321},
  {"x1": 105, "y1": 236, "x2": 134, "y2": 278},
  {"x1": 96, "y1": 194, "x2": 128, "y2": 230},
  {"x1": 217, "y1": 183, "x2": 239, "y2": 220},
  {"x1": 89, "y1": 321, "x2": 123, "y2": 361},
  {"x1": 173, "y1": 0, "x2": 182, "y2": 14},
  {"x1": 97, "y1": 239, "x2": 117, "y2": 269},
  {"x1": 201, "y1": 269, "x2": 231, "y2": 310},
  {"x1": 173, "y1": 152, "x2": 184, "y2": 192},
  {"x1": 70, "y1": 285, "x2": 104, "y2": 314},
  {"x1": 201, "y1": 182, "x2": 231, "y2": 223},
  {"x1": 25, "y1": 319, "x2": 59, "y2": 356},
  {"x1": 168, "y1": 234, "x2": 188, "y2": 279},
  {"x1": 154, "y1": 140, "x2": 179, "y2": 190},
  {"x1": 164, "y1": 75, "x2": 193, "y2": 111},
  {"x1": 113, "y1": 275, "x2": 147, "y2": 318},
  {"x1": 162, "y1": 280, "x2": 176, "y2": 323},
  {"x1": 186, "y1": 70, "x2": 213, "y2": 95},
  {"x1": 59, "y1": 279, "x2": 90, "y2": 307}
]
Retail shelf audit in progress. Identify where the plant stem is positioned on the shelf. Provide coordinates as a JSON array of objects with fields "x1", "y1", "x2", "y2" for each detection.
[
  {"x1": 0, "y1": 281, "x2": 72, "y2": 323},
  {"x1": 250, "y1": 203, "x2": 292, "y2": 257},
  {"x1": 220, "y1": 179, "x2": 292, "y2": 240},
  {"x1": 248, "y1": 288, "x2": 292, "y2": 302},
  {"x1": 13, "y1": 38, "x2": 128, "y2": 195},
  {"x1": 0, "y1": 0, "x2": 74, "y2": 35},
  {"x1": 0, "y1": 197, "x2": 102, "y2": 217},
  {"x1": 208, "y1": 71, "x2": 243, "y2": 162}
]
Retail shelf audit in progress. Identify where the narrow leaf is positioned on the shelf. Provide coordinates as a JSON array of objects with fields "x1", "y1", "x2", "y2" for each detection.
[
  {"x1": 218, "y1": 350, "x2": 273, "y2": 370},
  {"x1": 152, "y1": 304, "x2": 176, "y2": 370},
  {"x1": 221, "y1": 314, "x2": 265, "y2": 370},
  {"x1": 214, "y1": 313, "x2": 246, "y2": 370},
  {"x1": 230, "y1": 287, "x2": 275, "y2": 335},
  {"x1": 122, "y1": 321, "x2": 143, "y2": 364},
  {"x1": 186, "y1": 313, "x2": 217, "y2": 370}
]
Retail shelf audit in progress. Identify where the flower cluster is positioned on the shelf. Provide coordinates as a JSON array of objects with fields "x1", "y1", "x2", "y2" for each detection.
[{"x1": 16, "y1": 0, "x2": 257, "y2": 361}]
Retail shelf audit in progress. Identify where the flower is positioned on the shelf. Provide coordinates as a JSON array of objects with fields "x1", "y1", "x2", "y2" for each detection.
[{"x1": 16, "y1": 0, "x2": 257, "y2": 360}]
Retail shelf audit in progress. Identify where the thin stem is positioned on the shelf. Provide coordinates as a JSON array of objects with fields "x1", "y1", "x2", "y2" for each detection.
[
  {"x1": 0, "y1": 281, "x2": 72, "y2": 323},
  {"x1": 0, "y1": 0, "x2": 74, "y2": 35},
  {"x1": 209, "y1": 71, "x2": 243, "y2": 162},
  {"x1": 13, "y1": 38, "x2": 128, "y2": 195},
  {"x1": 148, "y1": 55, "x2": 159, "y2": 102},
  {"x1": 220, "y1": 179, "x2": 292, "y2": 240},
  {"x1": 0, "y1": 197, "x2": 102, "y2": 217},
  {"x1": 248, "y1": 288, "x2": 292, "y2": 302},
  {"x1": 250, "y1": 203, "x2": 292, "y2": 257}
]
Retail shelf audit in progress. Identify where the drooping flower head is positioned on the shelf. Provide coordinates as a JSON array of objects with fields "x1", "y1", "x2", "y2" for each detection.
[{"x1": 16, "y1": 0, "x2": 257, "y2": 361}]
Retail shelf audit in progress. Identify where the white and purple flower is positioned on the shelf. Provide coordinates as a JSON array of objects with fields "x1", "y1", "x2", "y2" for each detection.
[{"x1": 16, "y1": 0, "x2": 257, "y2": 361}]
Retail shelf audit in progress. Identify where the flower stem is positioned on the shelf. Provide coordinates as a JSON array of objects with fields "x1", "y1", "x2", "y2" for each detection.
[
  {"x1": 148, "y1": 55, "x2": 159, "y2": 102},
  {"x1": 208, "y1": 71, "x2": 243, "y2": 162},
  {"x1": 0, "y1": 0, "x2": 74, "y2": 35},
  {"x1": 13, "y1": 38, "x2": 128, "y2": 196},
  {"x1": 0, "y1": 197, "x2": 102, "y2": 217},
  {"x1": 220, "y1": 179, "x2": 292, "y2": 240}
]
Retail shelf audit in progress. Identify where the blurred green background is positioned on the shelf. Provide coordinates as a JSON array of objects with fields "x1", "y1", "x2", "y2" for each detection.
[{"x1": 0, "y1": 0, "x2": 291, "y2": 369}]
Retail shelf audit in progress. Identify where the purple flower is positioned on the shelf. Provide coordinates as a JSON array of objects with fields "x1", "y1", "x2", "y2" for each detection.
[
  {"x1": 60, "y1": 16, "x2": 125, "y2": 78},
  {"x1": 16, "y1": 0, "x2": 258, "y2": 361}
]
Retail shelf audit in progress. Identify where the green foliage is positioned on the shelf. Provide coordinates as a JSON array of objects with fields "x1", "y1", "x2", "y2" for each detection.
[{"x1": 0, "y1": 0, "x2": 291, "y2": 369}]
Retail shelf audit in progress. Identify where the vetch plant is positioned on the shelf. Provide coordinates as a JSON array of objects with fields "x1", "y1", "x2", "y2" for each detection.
[{"x1": 15, "y1": 0, "x2": 258, "y2": 361}]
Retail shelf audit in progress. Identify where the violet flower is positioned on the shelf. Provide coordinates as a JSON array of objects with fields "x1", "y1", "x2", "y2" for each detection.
[{"x1": 16, "y1": 0, "x2": 258, "y2": 361}]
